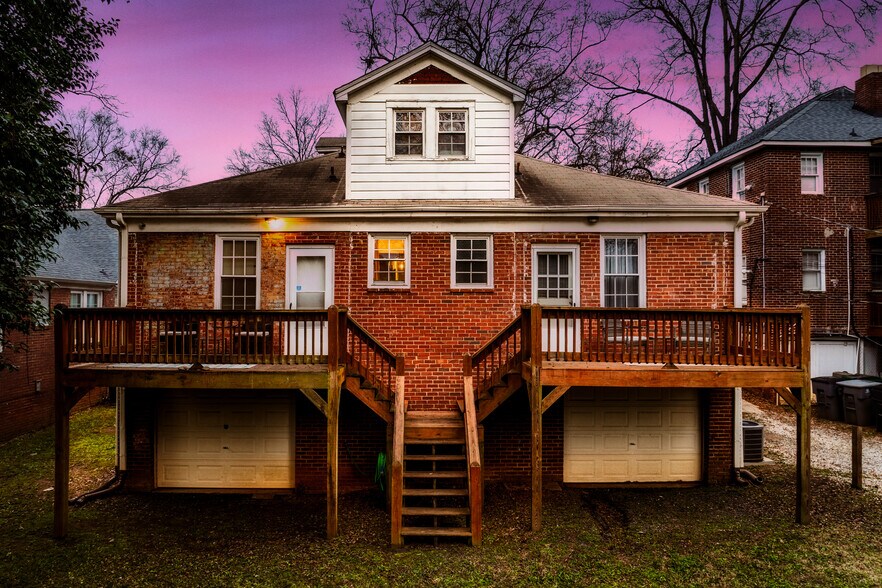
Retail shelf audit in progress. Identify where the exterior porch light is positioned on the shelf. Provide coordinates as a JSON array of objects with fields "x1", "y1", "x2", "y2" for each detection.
[{"x1": 265, "y1": 217, "x2": 284, "y2": 230}]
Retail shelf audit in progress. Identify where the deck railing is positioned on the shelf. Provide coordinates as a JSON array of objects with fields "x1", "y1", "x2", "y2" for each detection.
[
  {"x1": 343, "y1": 316, "x2": 401, "y2": 401},
  {"x1": 465, "y1": 305, "x2": 807, "y2": 398}
]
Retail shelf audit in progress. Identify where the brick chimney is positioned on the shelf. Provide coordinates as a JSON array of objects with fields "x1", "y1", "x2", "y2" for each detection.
[{"x1": 855, "y1": 65, "x2": 882, "y2": 116}]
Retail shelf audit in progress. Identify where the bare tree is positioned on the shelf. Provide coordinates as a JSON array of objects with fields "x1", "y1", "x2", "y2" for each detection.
[
  {"x1": 584, "y1": 0, "x2": 882, "y2": 162},
  {"x1": 343, "y1": 0, "x2": 628, "y2": 163},
  {"x1": 64, "y1": 108, "x2": 188, "y2": 208},
  {"x1": 226, "y1": 88, "x2": 334, "y2": 174}
]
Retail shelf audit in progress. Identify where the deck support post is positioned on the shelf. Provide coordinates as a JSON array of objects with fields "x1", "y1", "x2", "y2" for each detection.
[
  {"x1": 326, "y1": 306, "x2": 342, "y2": 539},
  {"x1": 53, "y1": 384, "x2": 71, "y2": 539},
  {"x1": 852, "y1": 426, "x2": 863, "y2": 490},
  {"x1": 795, "y1": 306, "x2": 811, "y2": 524},
  {"x1": 527, "y1": 304, "x2": 543, "y2": 532}
]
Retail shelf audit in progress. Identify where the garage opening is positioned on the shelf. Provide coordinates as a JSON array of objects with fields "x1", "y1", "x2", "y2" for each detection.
[{"x1": 564, "y1": 388, "x2": 701, "y2": 483}]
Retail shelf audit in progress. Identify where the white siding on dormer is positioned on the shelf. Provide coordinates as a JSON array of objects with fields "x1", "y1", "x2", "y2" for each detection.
[{"x1": 346, "y1": 75, "x2": 515, "y2": 200}]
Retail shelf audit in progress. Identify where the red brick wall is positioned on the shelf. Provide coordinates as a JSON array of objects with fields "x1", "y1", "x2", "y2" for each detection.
[
  {"x1": 683, "y1": 147, "x2": 872, "y2": 336},
  {"x1": 0, "y1": 285, "x2": 116, "y2": 442},
  {"x1": 131, "y1": 230, "x2": 734, "y2": 409},
  {"x1": 706, "y1": 388, "x2": 734, "y2": 484}
]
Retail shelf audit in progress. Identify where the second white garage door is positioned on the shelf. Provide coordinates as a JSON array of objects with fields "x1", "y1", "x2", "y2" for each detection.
[
  {"x1": 564, "y1": 388, "x2": 701, "y2": 483},
  {"x1": 156, "y1": 391, "x2": 294, "y2": 489}
]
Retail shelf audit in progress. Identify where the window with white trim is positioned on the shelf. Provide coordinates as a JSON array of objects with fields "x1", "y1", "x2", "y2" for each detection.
[
  {"x1": 800, "y1": 153, "x2": 823, "y2": 194},
  {"x1": 601, "y1": 236, "x2": 645, "y2": 308},
  {"x1": 394, "y1": 110, "x2": 424, "y2": 156},
  {"x1": 369, "y1": 235, "x2": 410, "y2": 288},
  {"x1": 698, "y1": 178, "x2": 710, "y2": 194},
  {"x1": 802, "y1": 249, "x2": 825, "y2": 292},
  {"x1": 437, "y1": 110, "x2": 467, "y2": 157},
  {"x1": 731, "y1": 164, "x2": 745, "y2": 200},
  {"x1": 70, "y1": 290, "x2": 102, "y2": 308},
  {"x1": 217, "y1": 237, "x2": 259, "y2": 310},
  {"x1": 451, "y1": 235, "x2": 491, "y2": 288}
]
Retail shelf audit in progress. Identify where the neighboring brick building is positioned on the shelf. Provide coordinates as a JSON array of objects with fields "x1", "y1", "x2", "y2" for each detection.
[
  {"x1": 669, "y1": 65, "x2": 882, "y2": 379},
  {"x1": 53, "y1": 44, "x2": 812, "y2": 543},
  {"x1": 0, "y1": 210, "x2": 118, "y2": 442}
]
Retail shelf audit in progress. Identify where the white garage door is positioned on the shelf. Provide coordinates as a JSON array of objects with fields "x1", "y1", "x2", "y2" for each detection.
[
  {"x1": 157, "y1": 391, "x2": 294, "y2": 489},
  {"x1": 564, "y1": 388, "x2": 701, "y2": 483},
  {"x1": 811, "y1": 339, "x2": 858, "y2": 378}
]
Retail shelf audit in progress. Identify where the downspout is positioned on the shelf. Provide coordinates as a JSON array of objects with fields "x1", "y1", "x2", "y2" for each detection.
[
  {"x1": 733, "y1": 211, "x2": 756, "y2": 469},
  {"x1": 105, "y1": 213, "x2": 128, "y2": 476}
]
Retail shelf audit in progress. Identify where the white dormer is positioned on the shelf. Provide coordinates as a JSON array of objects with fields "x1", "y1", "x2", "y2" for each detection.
[{"x1": 333, "y1": 43, "x2": 526, "y2": 200}]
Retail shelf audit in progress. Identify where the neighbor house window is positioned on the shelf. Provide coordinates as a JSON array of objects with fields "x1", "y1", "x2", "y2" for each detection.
[
  {"x1": 217, "y1": 237, "x2": 259, "y2": 310},
  {"x1": 872, "y1": 245, "x2": 882, "y2": 290},
  {"x1": 602, "y1": 236, "x2": 645, "y2": 308},
  {"x1": 451, "y1": 235, "x2": 491, "y2": 288},
  {"x1": 437, "y1": 110, "x2": 467, "y2": 157},
  {"x1": 394, "y1": 110, "x2": 424, "y2": 156},
  {"x1": 369, "y1": 234, "x2": 410, "y2": 287},
  {"x1": 70, "y1": 290, "x2": 101, "y2": 308},
  {"x1": 800, "y1": 153, "x2": 823, "y2": 194},
  {"x1": 731, "y1": 164, "x2": 745, "y2": 199},
  {"x1": 698, "y1": 178, "x2": 710, "y2": 194},
  {"x1": 802, "y1": 249, "x2": 825, "y2": 292}
]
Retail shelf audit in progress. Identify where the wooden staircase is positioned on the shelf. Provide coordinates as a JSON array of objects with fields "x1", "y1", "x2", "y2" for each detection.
[{"x1": 392, "y1": 411, "x2": 482, "y2": 545}]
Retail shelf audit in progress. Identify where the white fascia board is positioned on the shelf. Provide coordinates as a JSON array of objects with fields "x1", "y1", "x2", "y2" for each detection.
[
  {"x1": 28, "y1": 276, "x2": 117, "y2": 290},
  {"x1": 669, "y1": 140, "x2": 873, "y2": 188}
]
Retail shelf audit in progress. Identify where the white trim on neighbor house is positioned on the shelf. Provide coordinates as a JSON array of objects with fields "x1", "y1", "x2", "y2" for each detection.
[
  {"x1": 214, "y1": 235, "x2": 262, "y2": 310},
  {"x1": 385, "y1": 101, "x2": 476, "y2": 161},
  {"x1": 698, "y1": 178, "x2": 710, "y2": 194},
  {"x1": 800, "y1": 152, "x2": 824, "y2": 194},
  {"x1": 70, "y1": 290, "x2": 103, "y2": 308},
  {"x1": 802, "y1": 248, "x2": 826, "y2": 292},
  {"x1": 368, "y1": 233, "x2": 411, "y2": 289},
  {"x1": 669, "y1": 140, "x2": 873, "y2": 188},
  {"x1": 599, "y1": 235, "x2": 647, "y2": 308},
  {"x1": 450, "y1": 234, "x2": 493, "y2": 289},
  {"x1": 531, "y1": 244, "x2": 580, "y2": 306}
]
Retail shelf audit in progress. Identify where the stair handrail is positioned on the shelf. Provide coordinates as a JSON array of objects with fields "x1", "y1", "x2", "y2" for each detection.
[
  {"x1": 344, "y1": 315, "x2": 400, "y2": 402},
  {"x1": 390, "y1": 358, "x2": 405, "y2": 547},
  {"x1": 462, "y1": 356, "x2": 483, "y2": 546},
  {"x1": 468, "y1": 315, "x2": 523, "y2": 397}
]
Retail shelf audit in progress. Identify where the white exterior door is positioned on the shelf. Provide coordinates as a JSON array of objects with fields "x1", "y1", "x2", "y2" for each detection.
[
  {"x1": 156, "y1": 391, "x2": 294, "y2": 489},
  {"x1": 564, "y1": 388, "x2": 701, "y2": 483},
  {"x1": 533, "y1": 245, "x2": 580, "y2": 354},
  {"x1": 287, "y1": 247, "x2": 334, "y2": 355}
]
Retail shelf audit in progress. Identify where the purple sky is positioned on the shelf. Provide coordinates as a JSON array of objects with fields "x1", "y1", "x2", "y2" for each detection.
[{"x1": 67, "y1": 0, "x2": 881, "y2": 185}]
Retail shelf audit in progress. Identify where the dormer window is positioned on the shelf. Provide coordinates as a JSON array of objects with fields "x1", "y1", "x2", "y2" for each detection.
[
  {"x1": 438, "y1": 110, "x2": 466, "y2": 157},
  {"x1": 394, "y1": 110, "x2": 424, "y2": 156}
]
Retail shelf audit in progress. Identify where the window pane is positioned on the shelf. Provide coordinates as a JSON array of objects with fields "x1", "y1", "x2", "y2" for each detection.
[
  {"x1": 70, "y1": 293, "x2": 82, "y2": 308},
  {"x1": 801, "y1": 176, "x2": 817, "y2": 193}
]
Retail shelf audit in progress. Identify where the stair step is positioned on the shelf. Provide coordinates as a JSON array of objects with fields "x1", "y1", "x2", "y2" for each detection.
[
  {"x1": 401, "y1": 526, "x2": 472, "y2": 537},
  {"x1": 404, "y1": 471, "x2": 466, "y2": 479},
  {"x1": 403, "y1": 488, "x2": 469, "y2": 497},
  {"x1": 402, "y1": 506, "x2": 470, "y2": 516},
  {"x1": 404, "y1": 437, "x2": 465, "y2": 444},
  {"x1": 404, "y1": 455, "x2": 465, "y2": 461}
]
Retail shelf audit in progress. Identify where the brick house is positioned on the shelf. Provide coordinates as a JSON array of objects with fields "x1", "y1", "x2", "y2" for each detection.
[
  {"x1": 668, "y1": 65, "x2": 882, "y2": 380},
  {"x1": 1, "y1": 210, "x2": 117, "y2": 442},
  {"x1": 53, "y1": 44, "x2": 813, "y2": 543}
]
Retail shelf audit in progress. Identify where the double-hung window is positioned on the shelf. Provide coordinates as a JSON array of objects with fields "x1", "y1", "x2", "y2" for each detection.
[
  {"x1": 451, "y1": 235, "x2": 491, "y2": 288},
  {"x1": 698, "y1": 178, "x2": 710, "y2": 194},
  {"x1": 369, "y1": 234, "x2": 410, "y2": 288},
  {"x1": 802, "y1": 249, "x2": 825, "y2": 292},
  {"x1": 217, "y1": 237, "x2": 259, "y2": 309},
  {"x1": 601, "y1": 236, "x2": 644, "y2": 308},
  {"x1": 731, "y1": 164, "x2": 745, "y2": 199},
  {"x1": 800, "y1": 153, "x2": 823, "y2": 194},
  {"x1": 437, "y1": 110, "x2": 467, "y2": 157},
  {"x1": 394, "y1": 111, "x2": 424, "y2": 156},
  {"x1": 70, "y1": 290, "x2": 101, "y2": 308}
]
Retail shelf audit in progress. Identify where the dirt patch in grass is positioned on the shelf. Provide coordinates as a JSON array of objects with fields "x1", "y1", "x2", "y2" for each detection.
[{"x1": 2, "y1": 405, "x2": 882, "y2": 587}]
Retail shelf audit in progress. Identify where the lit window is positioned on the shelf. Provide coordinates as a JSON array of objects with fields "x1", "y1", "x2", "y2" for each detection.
[
  {"x1": 800, "y1": 153, "x2": 823, "y2": 194},
  {"x1": 70, "y1": 290, "x2": 102, "y2": 308},
  {"x1": 602, "y1": 236, "x2": 644, "y2": 308},
  {"x1": 698, "y1": 178, "x2": 709, "y2": 194},
  {"x1": 802, "y1": 249, "x2": 825, "y2": 292},
  {"x1": 731, "y1": 164, "x2": 745, "y2": 199},
  {"x1": 438, "y1": 110, "x2": 467, "y2": 157},
  {"x1": 452, "y1": 236, "x2": 491, "y2": 287},
  {"x1": 394, "y1": 111, "x2": 424, "y2": 156},
  {"x1": 370, "y1": 235, "x2": 410, "y2": 287},
  {"x1": 217, "y1": 237, "x2": 259, "y2": 309}
]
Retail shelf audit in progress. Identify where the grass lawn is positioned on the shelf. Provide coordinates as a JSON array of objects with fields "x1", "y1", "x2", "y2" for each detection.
[{"x1": 2, "y1": 405, "x2": 882, "y2": 587}]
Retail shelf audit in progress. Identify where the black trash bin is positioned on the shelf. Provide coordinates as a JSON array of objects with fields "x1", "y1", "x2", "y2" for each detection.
[
  {"x1": 743, "y1": 420, "x2": 764, "y2": 463},
  {"x1": 840, "y1": 379, "x2": 878, "y2": 426},
  {"x1": 870, "y1": 386, "x2": 882, "y2": 433},
  {"x1": 812, "y1": 375, "x2": 849, "y2": 421}
]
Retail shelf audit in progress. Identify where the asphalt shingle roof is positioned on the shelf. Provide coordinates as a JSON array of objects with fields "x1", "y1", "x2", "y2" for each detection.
[
  {"x1": 669, "y1": 87, "x2": 882, "y2": 185},
  {"x1": 34, "y1": 210, "x2": 118, "y2": 285},
  {"x1": 100, "y1": 153, "x2": 753, "y2": 215}
]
